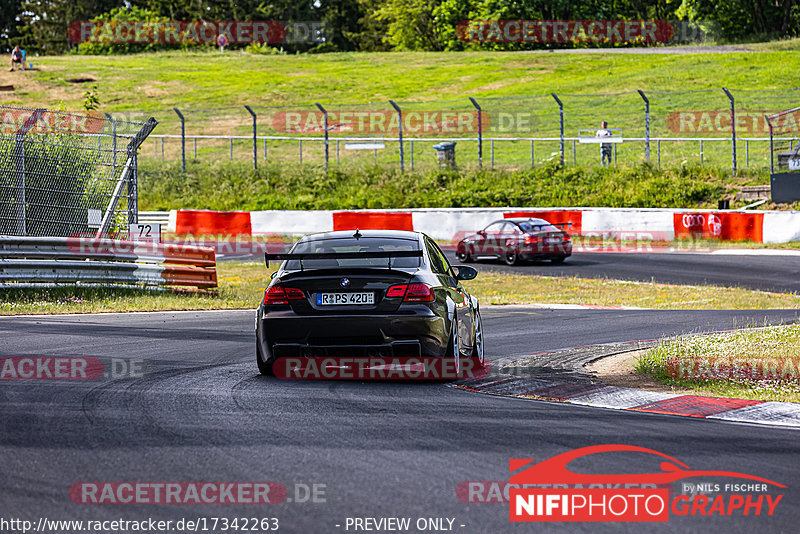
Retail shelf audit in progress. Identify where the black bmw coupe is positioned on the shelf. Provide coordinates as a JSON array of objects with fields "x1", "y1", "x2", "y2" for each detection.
[{"x1": 257, "y1": 230, "x2": 484, "y2": 378}]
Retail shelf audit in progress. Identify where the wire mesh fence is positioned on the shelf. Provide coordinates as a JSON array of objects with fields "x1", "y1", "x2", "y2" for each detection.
[
  {"x1": 0, "y1": 107, "x2": 157, "y2": 238},
  {"x1": 130, "y1": 88, "x2": 799, "y2": 172}
]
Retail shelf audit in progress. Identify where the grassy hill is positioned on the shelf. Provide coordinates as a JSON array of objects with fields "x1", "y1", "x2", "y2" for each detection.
[
  {"x1": 3, "y1": 43, "x2": 799, "y2": 208},
  {"x1": 2, "y1": 41, "x2": 799, "y2": 111}
]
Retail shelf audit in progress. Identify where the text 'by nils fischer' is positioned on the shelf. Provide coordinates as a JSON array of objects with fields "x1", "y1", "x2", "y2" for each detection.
[{"x1": 338, "y1": 517, "x2": 461, "y2": 531}]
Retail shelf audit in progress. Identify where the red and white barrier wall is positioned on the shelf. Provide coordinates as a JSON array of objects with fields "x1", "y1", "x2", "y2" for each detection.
[{"x1": 169, "y1": 208, "x2": 800, "y2": 244}]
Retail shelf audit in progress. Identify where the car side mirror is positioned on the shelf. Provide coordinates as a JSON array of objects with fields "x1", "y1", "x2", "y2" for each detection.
[
  {"x1": 455, "y1": 265, "x2": 478, "y2": 281},
  {"x1": 477, "y1": 230, "x2": 486, "y2": 236},
  {"x1": 270, "y1": 271, "x2": 278, "y2": 280}
]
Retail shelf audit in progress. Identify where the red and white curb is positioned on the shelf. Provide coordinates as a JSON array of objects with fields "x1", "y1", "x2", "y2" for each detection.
[
  {"x1": 450, "y1": 343, "x2": 800, "y2": 429},
  {"x1": 452, "y1": 375, "x2": 800, "y2": 428}
]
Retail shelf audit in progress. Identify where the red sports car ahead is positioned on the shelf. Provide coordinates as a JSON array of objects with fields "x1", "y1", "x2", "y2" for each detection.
[{"x1": 456, "y1": 217, "x2": 572, "y2": 265}]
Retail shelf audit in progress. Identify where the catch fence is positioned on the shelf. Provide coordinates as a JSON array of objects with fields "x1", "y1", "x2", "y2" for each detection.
[
  {"x1": 0, "y1": 107, "x2": 157, "y2": 239},
  {"x1": 130, "y1": 88, "x2": 800, "y2": 172}
]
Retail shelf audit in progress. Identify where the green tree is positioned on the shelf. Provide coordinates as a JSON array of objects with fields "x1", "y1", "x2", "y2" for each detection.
[
  {"x1": 18, "y1": 0, "x2": 119, "y2": 53},
  {"x1": 1, "y1": 0, "x2": 23, "y2": 52}
]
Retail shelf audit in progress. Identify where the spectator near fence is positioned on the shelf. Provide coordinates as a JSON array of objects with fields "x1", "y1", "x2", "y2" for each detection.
[
  {"x1": 596, "y1": 121, "x2": 613, "y2": 167},
  {"x1": 10, "y1": 46, "x2": 24, "y2": 71}
]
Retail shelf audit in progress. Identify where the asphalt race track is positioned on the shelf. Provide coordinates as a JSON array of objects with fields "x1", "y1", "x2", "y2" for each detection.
[
  {"x1": 446, "y1": 251, "x2": 800, "y2": 294},
  {"x1": 222, "y1": 250, "x2": 800, "y2": 294},
  {"x1": 2, "y1": 307, "x2": 799, "y2": 533}
]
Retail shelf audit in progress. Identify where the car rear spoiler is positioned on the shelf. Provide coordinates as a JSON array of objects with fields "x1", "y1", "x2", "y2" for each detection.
[{"x1": 265, "y1": 250, "x2": 423, "y2": 270}]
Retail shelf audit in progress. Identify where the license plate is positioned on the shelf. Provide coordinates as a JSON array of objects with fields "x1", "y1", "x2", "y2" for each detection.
[
  {"x1": 316, "y1": 292, "x2": 375, "y2": 305},
  {"x1": 547, "y1": 237, "x2": 562, "y2": 244}
]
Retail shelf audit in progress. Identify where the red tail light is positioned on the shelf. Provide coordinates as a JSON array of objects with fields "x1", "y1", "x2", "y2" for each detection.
[
  {"x1": 386, "y1": 285, "x2": 407, "y2": 298},
  {"x1": 263, "y1": 286, "x2": 304, "y2": 305},
  {"x1": 386, "y1": 283, "x2": 435, "y2": 302},
  {"x1": 524, "y1": 235, "x2": 542, "y2": 245},
  {"x1": 405, "y1": 284, "x2": 435, "y2": 302}
]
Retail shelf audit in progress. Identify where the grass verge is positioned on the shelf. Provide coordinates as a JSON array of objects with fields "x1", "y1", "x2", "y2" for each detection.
[
  {"x1": 139, "y1": 160, "x2": 777, "y2": 211},
  {"x1": 635, "y1": 325, "x2": 800, "y2": 402},
  {"x1": 1, "y1": 263, "x2": 799, "y2": 315}
]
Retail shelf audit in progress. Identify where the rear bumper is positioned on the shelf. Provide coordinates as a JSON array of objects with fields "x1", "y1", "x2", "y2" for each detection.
[
  {"x1": 521, "y1": 242, "x2": 572, "y2": 259},
  {"x1": 257, "y1": 306, "x2": 448, "y2": 363}
]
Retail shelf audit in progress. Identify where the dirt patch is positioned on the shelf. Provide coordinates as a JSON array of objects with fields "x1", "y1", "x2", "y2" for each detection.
[{"x1": 588, "y1": 349, "x2": 720, "y2": 397}]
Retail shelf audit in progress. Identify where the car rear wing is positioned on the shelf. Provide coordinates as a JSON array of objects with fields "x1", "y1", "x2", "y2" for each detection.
[
  {"x1": 517, "y1": 222, "x2": 572, "y2": 230},
  {"x1": 265, "y1": 250, "x2": 423, "y2": 270},
  {"x1": 532, "y1": 222, "x2": 571, "y2": 228}
]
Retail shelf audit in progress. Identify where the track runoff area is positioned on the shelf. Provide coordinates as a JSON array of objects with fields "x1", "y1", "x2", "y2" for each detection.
[{"x1": 4, "y1": 216, "x2": 800, "y2": 531}]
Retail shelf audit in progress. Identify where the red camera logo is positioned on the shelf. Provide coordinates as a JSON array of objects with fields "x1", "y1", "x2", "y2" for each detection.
[{"x1": 508, "y1": 445, "x2": 784, "y2": 522}]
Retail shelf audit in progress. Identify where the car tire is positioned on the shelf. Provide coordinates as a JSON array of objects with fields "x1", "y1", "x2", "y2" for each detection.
[
  {"x1": 446, "y1": 319, "x2": 460, "y2": 378},
  {"x1": 456, "y1": 250, "x2": 474, "y2": 263},
  {"x1": 471, "y1": 311, "x2": 485, "y2": 368},
  {"x1": 551, "y1": 257, "x2": 566, "y2": 264},
  {"x1": 256, "y1": 339, "x2": 273, "y2": 376},
  {"x1": 503, "y1": 251, "x2": 519, "y2": 266}
]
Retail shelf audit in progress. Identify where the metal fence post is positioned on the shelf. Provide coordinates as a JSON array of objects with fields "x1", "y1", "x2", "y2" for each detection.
[
  {"x1": 410, "y1": 140, "x2": 414, "y2": 170},
  {"x1": 389, "y1": 100, "x2": 404, "y2": 172},
  {"x1": 722, "y1": 87, "x2": 737, "y2": 174},
  {"x1": 765, "y1": 115, "x2": 774, "y2": 174},
  {"x1": 637, "y1": 90, "x2": 650, "y2": 161},
  {"x1": 469, "y1": 97, "x2": 482, "y2": 167},
  {"x1": 551, "y1": 93, "x2": 564, "y2": 166},
  {"x1": 173, "y1": 108, "x2": 185, "y2": 173},
  {"x1": 244, "y1": 105, "x2": 257, "y2": 171},
  {"x1": 490, "y1": 140, "x2": 494, "y2": 168},
  {"x1": 315, "y1": 103, "x2": 329, "y2": 171},
  {"x1": 299, "y1": 139, "x2": 303, "y2": 164}
]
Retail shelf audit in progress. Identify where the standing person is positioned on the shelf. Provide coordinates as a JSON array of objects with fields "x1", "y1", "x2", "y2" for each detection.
[
  {"x1": 10, "y1": 46, "x2": 23, "y2": 72},
  {"x1": 596, "y1": 121, "x2": 613, "y2": 167}
]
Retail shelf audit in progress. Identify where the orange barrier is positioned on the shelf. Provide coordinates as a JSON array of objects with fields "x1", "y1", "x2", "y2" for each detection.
[
  {"x1": 175, "y1": 210, "x2": 252, "y2": 236},
  {"x1": 160, "y1": 243, "x2": 217, "y2": 266},
  {"x1": 161, "y1": 264, "x2": 218, "y2": 289},
  {"x1": 504, "y1": 210, "x2": 583, "y2": 235},
  {"x1": 333, "y1": 211, "x2": 414, "y2": 231},
  {"x1": 673, "y1": 212, "x2": 764, "y2": 242}
]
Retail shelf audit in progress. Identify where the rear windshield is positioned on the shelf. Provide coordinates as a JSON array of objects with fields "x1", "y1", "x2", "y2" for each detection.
[
  {"x1": 284, "y1": 237, "x2": 421, "y2": 270},
  {"x1": 518, "y1": 219, "x2": 560, "y2": 233}
]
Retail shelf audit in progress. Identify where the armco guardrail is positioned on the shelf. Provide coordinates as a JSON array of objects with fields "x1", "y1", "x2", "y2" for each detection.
[{"x1": 0, "y1": 236, "x2": 217, "y2": 289}]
